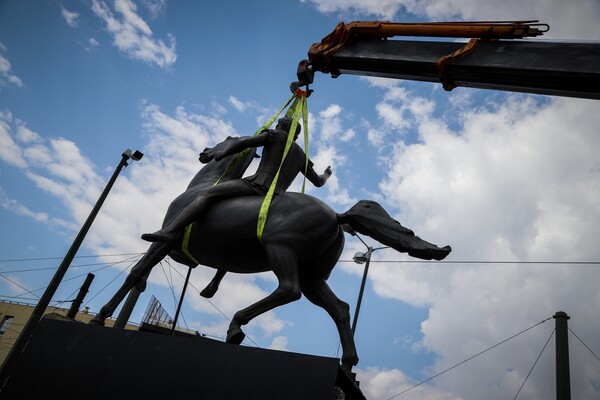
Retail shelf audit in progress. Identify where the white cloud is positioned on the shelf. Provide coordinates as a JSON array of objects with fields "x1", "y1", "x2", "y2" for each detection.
[
  {"x1": 318, "y1": 104, "x2": 343, "y2": 142},
  {"x1": 91, "y1": 0, "x2": 176, "y2": 69},
  {"x1": 141, "y1": 0, "x2": 167, "y2": 19},
  {"x1": 304, "y1": 0, "x2": 600, "y2": 40},
  {"x1": 301, "y1": 0, "x2": 405, "y2": 20},
  {"x1": 15, "y1": 124, "x2": 43, "y2": 144},
  {"x1": 0, "y1": 112, "x2": 27, "y2": 168},
  {"x1": 348, "y1": 86, "x2": 600, "y2": 399},
  {"x1": 61, "y1": 5, "x2": 80, "y2": 28},
  {"x1": 0, "y1": 44, "x2": 24, "y2": 91},
  {"x1": 227, "y1": 96, "x2": 269, "y2": 116},
  {"x1": 88, "y1": 37, "x2": 100, "y2": 49},
  {"x1": 0, "y1": 188, "x2": 49, "y2": 224},
  {"x1": 268, "y1": 335, "x2": 290, "y2": 351},
  {"x1": 355, "y1": 366, "x2": 456, "y2": 400},
  {"x1": 228, "y1": 95, "x2": 248, "y2": 112}
]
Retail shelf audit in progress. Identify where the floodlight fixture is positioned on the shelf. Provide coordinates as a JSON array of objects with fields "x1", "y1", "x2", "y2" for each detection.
[{"x1": 122, "y1": 148, "x2": 144, "y2": 162}]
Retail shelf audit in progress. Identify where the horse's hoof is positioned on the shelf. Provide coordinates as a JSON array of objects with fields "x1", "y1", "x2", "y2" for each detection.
[
  {"x1": 226, "y1": 326, "x2": 245, "y2": 345},
  {"x1": 200, "y1": 285, "x2": 218, "y2": 298},
  {"x1": 341, "y1": 353, "x2": 359, "y2": 371},
  {"x1": 89, "y1": 317, "x2": 105, "y2": 326},
  {"x1": 141, "y1": 231, "x2": 179, "y2": 244}
]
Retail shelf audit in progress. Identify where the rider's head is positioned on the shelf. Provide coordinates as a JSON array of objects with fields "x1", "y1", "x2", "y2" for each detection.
[{"x1": 277, "y1": 116, "x2": 301, "y2": 140}]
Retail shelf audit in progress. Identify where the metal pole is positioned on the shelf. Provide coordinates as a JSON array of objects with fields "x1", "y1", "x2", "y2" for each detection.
[
  {"x1": 351, "y1": 247, "x2": 372, "y2": 336},
  {"x1": 66, "y1": 273, "x2": 95, "y2": 318},
  {"x1": 0, "y1": 152, "x2": 132, "y2": 389},
  {"x1": 114, "y1": 286, "x2": 143, "y2": 329},
  {"x1": 170, "y1": 266, "x2": 193, "y2": 336},
  {"x1": 553, "y1": 311, "x2": 571, "y2": 400}
]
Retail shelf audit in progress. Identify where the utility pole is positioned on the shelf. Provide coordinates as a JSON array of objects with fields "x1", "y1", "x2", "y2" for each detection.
[{"x1": 553, "y1": 311, "x2": 571, "y2": 400}]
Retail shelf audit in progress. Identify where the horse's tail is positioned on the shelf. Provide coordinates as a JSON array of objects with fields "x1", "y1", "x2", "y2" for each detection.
[{"x1": 336, "y1": 200, "x2": 451, "y2": 261}]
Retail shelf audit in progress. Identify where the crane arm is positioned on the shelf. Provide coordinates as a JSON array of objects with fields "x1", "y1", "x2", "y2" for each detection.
[{"x1": 304, "y1": 21, "x2": 600, "y2": 100}]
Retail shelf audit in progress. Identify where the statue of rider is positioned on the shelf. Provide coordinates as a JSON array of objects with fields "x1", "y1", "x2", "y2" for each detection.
[{"x1": 141, "y1": 116, "x2": 332, "y2": 244}]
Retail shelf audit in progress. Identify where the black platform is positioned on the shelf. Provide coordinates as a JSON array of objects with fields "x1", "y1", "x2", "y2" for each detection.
[{"x1": 1, "y1": 317, "x2": 365, "y2": 399}]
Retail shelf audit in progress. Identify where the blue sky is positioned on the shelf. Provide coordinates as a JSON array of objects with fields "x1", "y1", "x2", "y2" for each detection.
[{"x1": 1, "y1": 1, "x2": 600, "y2": 399}]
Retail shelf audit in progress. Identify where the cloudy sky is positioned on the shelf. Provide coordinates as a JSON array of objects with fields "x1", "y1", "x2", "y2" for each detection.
[{"x1": 1, "y1": 1, "x2": 599, "y2": 399}]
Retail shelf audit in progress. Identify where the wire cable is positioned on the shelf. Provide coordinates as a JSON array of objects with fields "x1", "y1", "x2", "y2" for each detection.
[
  {"x1": 0, "y1": 273, "x2": 40, "y2": 299},
  {"x1": 0, "y1": 253, "x2": 145, "y2": 263},
  {"x1": 165, "y1": 261, "x2": 262, "y2": 349},
  {"x1": 513, "y1": 328, "x2": 554, "y2": 400},
  {"x1": 5, "y1": 254, "x2": 143, "y2": 301},
  {"x1": 338, "y1": 260, "x2": 600, "y2": 265},
  {"x1": 3, "y1": 253, "x2": 598, "y2": 266},
  {"x1": 569, "y1": 327, "x2": 600, "y2": 363},
  {"x1": 82, "y1": 261, "x2": 136, "y2": 306},
  {"x1": 164, "y1": 258, "x2": 189, "y2": 331},
  {"x1": 159, "y1": 261, "x2": 179, "y2": 314},
  {"x1": 385, "y1": 316, "x2": 554, "y2": 400}
]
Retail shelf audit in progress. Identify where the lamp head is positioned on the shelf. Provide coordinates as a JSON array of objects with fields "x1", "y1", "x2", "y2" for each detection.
[
  {"x1": 122, "y1": 149, "x2": 144, "y2": 161},
  {"x1": 130, "y1": 150, "x2": 144, "y2": 161},
  {"x1": 353, "y1": 252, "x2": 369, "y2": 264}
]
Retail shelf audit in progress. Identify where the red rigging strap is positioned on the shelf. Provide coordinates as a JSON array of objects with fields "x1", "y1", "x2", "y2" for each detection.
[{"x1": 309, "y1": 20, "x2": 549, "y2": 75}]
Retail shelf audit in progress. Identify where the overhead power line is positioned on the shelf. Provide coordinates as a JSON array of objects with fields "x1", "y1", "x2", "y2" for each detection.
[
  {"x1": 0, "y1": 253, "x2": 145, "y2": 263},
  {"x1": 2, "y1": 253, "x2": 598, "y2": 269}
]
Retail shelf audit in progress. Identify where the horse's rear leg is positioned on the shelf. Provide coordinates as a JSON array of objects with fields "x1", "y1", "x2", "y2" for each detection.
[
  {"x1": 300, "y1": 276, "x2": 358, "y2": 371},
  {"x1": 226, "y1": 245, "x2": 301, "y2": 344},
  {"x1": 90, "y1": 242, "x2": 172, "y2": 325}
]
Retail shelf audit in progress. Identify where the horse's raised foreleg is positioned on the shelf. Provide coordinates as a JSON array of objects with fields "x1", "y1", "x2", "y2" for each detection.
[
  {"x1": 226, "y1": 245, "x2": 301, "y2": 345},
  {"x1": 200, "y1": 269, "x2": 226, "y2": 298},
  {"x1": 90, "y1": 242, "x2": 172, "y2": 325},
  {"x1": 300, "y1": 276, "x2": 358, "y2": 371}
]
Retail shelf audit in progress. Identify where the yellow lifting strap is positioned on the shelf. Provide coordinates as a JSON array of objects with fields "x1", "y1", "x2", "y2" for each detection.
[
  {"x1": 181, "y1": 92, "x2": 309, "y2": 263},
  {"x1": 257, "y1": 92, "x2": 309, "y2": 242}
]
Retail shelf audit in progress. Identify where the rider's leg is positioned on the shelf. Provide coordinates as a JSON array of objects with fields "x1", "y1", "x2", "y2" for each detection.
[{"x1": 142, "y1": 180, "x2": 256, "y2": 243}]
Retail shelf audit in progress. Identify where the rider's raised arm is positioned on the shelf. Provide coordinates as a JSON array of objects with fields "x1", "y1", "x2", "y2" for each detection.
[
  {"x1": 305, "y1": 163, "x2": 332, "y2": 187},
  {"x1": 216, "y1": 133, "x2": 269, "y2": 160},
  {"x1": 200, "y1": 131, "x2": 270, "y2": 163}
]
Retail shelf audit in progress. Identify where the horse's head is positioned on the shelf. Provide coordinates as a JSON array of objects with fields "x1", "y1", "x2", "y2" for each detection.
[{"x1": 188, "y1": 137, "x2": 257, "y2": 189}]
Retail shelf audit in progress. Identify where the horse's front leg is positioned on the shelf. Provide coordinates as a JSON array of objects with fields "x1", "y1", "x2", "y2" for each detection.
[
  {"x1": 226, "y1": 245, "x2": 301, "y2": 344},
  {"x1": 200, "y1": 269, "x2": 227, "y2": 298},
  {"x1": 90, "y1": 242, "x2": 172, "y2": 325}
]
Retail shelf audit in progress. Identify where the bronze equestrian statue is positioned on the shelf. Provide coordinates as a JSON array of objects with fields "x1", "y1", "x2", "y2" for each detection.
[{"x1": 91, "y1": 126, "x2": 451, "y2": 371}]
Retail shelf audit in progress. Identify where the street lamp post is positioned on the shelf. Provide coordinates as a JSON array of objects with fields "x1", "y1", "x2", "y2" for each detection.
[
  {"x1": 351, "y1": 234, "x2": 388, "y2": 336},
  {"x1": 0, "y1": 149, "x2": 143, "y2": 390}
]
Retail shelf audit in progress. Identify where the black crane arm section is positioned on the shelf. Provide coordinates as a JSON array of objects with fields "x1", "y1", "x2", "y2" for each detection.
[{"x1": 300, "y1": 21, "x2": 600, "y2": 100}]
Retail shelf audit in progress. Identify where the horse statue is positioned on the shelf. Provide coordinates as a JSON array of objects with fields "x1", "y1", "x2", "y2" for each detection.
[{"x1": 90, "y1": 136, "x2": 451, "y2": 371}]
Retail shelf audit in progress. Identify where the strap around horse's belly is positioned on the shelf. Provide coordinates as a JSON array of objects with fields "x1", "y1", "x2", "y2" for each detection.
[{"x1": 182, "y1": 223, "x2": 200, "y2": 265}]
